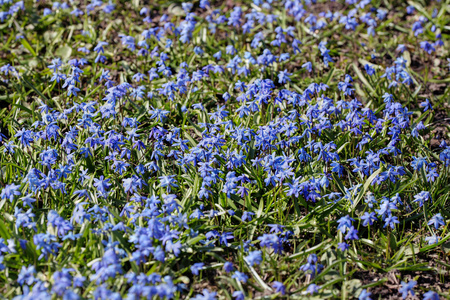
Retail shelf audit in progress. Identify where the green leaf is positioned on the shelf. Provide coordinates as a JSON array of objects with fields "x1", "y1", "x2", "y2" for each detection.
[
  {"x1": 20, "y1": 39, "x2": 37, "y2": 56},
  {"x1": 352, "y1": 63, "x2": 375, "y2": 95}
]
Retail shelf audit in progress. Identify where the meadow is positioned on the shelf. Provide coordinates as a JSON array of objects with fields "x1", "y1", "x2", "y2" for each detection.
[{"x1": 0, "y1": 0, "x2": 450, "y2": 299}]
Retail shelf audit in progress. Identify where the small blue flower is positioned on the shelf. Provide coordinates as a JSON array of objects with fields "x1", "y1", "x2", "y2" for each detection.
[
  {"x1": 245, "y1": 250, "x2": 262, "y2": 266},
  {"x1": 242, "y1": 211, "x2": 255, "y2": 222},
  {"x1": 277, "y1": 69, "x2": 292, "y2": 84},
  {"x1": 398, "y1": 280, "x2": 416, "y2": 299},
  {"x1": 359, "y1": 289, "x2": 372, "y2": 300},
  {"x1": 361, "y1": 212, "x2": 377, "y2": 227},
  {"x1": 413, "y1": 191, "x2": 431, "y2": 207},
  {"x1": 423, "y1": 290, "x2": 440, "y2": 300},
  {"x1": 384, "y1": 215, "x2": 400, "y2": 229},
  {"x1": 232, "y1": 271, "x2": 249, "y2": 283},
  {"x1": 190, "y1": 263, "x2": 204, "y2": 276},
  {"x1": 364, "y1": 64, "x2": 375, "y2": 76},
  {"x1": 232, "y1": 291, "x2": 245, "y2": 300},
  {"x1": 224, "y1": 262, "x2": 234, "y2": 273},
  {"x1": 338, "y1": 242, "x2": 349, "y2": 251},
  {"x1": 419, "y1": 99, "x2": 433, "y2": 112},
  {"x1": 428, "y1": 213, "x2": 445, "y2": 230},
  {"x1": 272, "y1": 281, "x2": 286, "y2": 295},
  {"x1": 306, "y1": 283, "x2": 320, "y2": 295},
  {"x1": 1, "y1": 183, "x2": 21, "y2": 202},
  {"x1": 345, "y1": 226, "x2": 359, "y2": 240},
  {"x1": 425, "y1": 235, "x2": 439, "y2": 245},
  {"x1": 192, "y1": 289, "x2": 217, "y2": 300}
]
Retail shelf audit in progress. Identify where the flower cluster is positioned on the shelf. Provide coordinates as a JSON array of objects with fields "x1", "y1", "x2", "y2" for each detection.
[{"x1": 0, "y1": 0, "x2": 448, "y2": 299}]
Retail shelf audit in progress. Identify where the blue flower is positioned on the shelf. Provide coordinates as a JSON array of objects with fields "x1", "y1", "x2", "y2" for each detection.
[
  {"x1": 337, "y1": 215, "x2": 355, "y2": 233},
  {"x1": 159, "y1": 175, "x2": 178, "y2": 192},
  {"x1": 420, "y1": 41, "x2": 435, "y2": 54},
  {"x1": 245, "y1": 250, "x2": 262, "y2": 266},
  {"x1": 331, "y1": 161, "x2": 344, "y2": 177},
  {"x1": 194, "y1": 46, "x2": 204, "y2": 56},
  {"x1": 423, "y1": 290, "x2": 440, "y2": 300},
  {"x1": 17, "y1": 265, "x2": 36, "y2": 286},
  {"x1": 1, "y1": 183, "x2": 21, "y2": 202},
  {"x1": 419, "y1": 99, "x2": 433, "y2": 112},
  {"x1": 33, "y1": 233, "x2": 61, "y2": 260},
  {"x1": 428, "y1": 213, "x2": 445, "y2": 229},
  {"x1": 300, "y1": 254, "x2": 324, "y2": 277},
  {"x1": 277, "y1": 69, "x2": 292, "y2": 84},
  {"x1": 219, "y1": 232, "x2": 234, "y2": 246},
  {"x1": 359, "y1": 289, "x2": 372, "y2": 300},
  {"x1": 361, "y1": 212, "x2": 377, "y2": 226},
  {"x1": 226, "y1": 45, "x2": 236, "y2": 55},
  {"x1": 242, "y1": 211, "x2": 255, "y2": 222},
  {"x1": 232, "y1": 271, "x2": 249, "y2": 283},
  {"x1": 271, "y1": 281, "x2": 286, "y2": 295},
  {"x1": 406, "y1": 6, "x2": 415, "y2": 14},
  {"x1": 165, "y1": 240, "x2": 182, "y2": 257},
  {"x1": 19, "y1": 194, "x2": 36, "y2": 208},
  {"x1": 232, "y1": 291, "x2": 245, "y2": 300},
  {"x1": 384, "y1": 215, "x2": 400, "y2": 229},
  {"x1": 258, "y1": 234, "x2": 283, "y2": 254},
  {"x1": 190, "y1": 263, "x2": 204, "y2": 276},
  {"x1": 413, "y1": 191, "x2": 431, "y2": 207},
  {"x1": 411, "y1": 156, "x2": 427, "y2": 170},
  {"x1": 425, "y1": 235, "x2": 439, "y2": 245},
  {"x1": 224, "y1": 262, "x2": 234, "y2": 273},
  {"x1": 213, "y1": 51, "x2": 222, "y2": 60},
  {"x1": 306, "y1": 283, "x2": 320, "y2": 295},
  {"x1": 398, "y1": 280, "x2": 416, "y2": 299},
  {"x1": 338, "y1": 242, "x2": 349, "y2": 251},
  {"x1": 93, "y1": 176, "x2": 111, "y2": 198},
  {"x1": 364, "y1": 64, "x2": 375, "y2": 76},
  {"x1": 192, "y1": 289, "x2": 217, "y2": 300},
  {"x1": 345, "y1": 226, "x2": 359, "y2": 240}
]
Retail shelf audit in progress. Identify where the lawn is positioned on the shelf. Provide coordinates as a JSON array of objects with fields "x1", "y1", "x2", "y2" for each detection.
[{"x1": 0, "y1": 0, "x2": 449, "y2": 299}]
